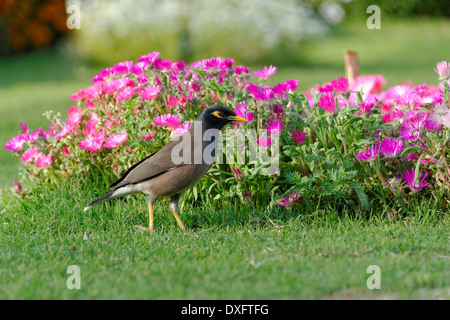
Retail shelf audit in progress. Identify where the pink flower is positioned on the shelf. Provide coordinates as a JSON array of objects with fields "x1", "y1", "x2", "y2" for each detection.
[
  {"x1": 318, "y1": 94, "x2": 336, "y2": 114},
  {"x1": 54, "y1": 125, "x2": 72, "y2": 140},
  {"x1": 83, "y1": 113, "x2": 99, "y2": 136},
  {"x1": 154, "y1": 114, "x2": 181, "y2": 131},
  {"x1": 351, "y1": 75, "x2": 386, "y2": 94},
  {"x1": 137, "y1": 51, "x2": 160, "y2": 67},
  {"x1": 174, "y1": 122, "x2": 192, "y2": 137},
  {"x1": 20, "y1": 122, "x2": 28, "y2": 133},
  {"x1": 35, "y1": 153, "x2": 53, "y2": 168},
  {"x1": 141, "y1": 133, "x2": 155, "y2": 141},
  {"x1": 79, "y1": 130, "x2": 106, "y2": 152},
  {"x1": 21, "y1": 147, "x2": 39, "y2": 163},
  {"x1": 356, "y1": 145, "x2": 379, "y2": 162},
  {"x1": 257, "y1": 136, "x2": 272, "y2": 149},
  {"x1": 278, "y1": 193, "x2": 301, "y2": 207},
  {"x1": 154, "y1": 58, "x2": 173, "y2": 72},
  {"x1": 4, "y1": 135, "x2": 26, "y2": 152},
  {"x1": 331, "y1": 77, "x2": 349, "y2": 94},
  {"x1": 41, "y1": 126, "x2": 54, "y2": 140},
  {"x1": 252, "y1": 65, "x2": 277, "y2": 79},
  {"x1": 103, "y1": 133, "x2": 128, "y2": 148},
  {"x1": 234, "y1": 108, "x2": 254, "y2": 124},
  {"x1": 112, "y1": 60, "x2": 133, "y2": 74},
  {"x1": 292, "y1": 128, "x2": 306, "y2": 144},
  {"x1": 284, "y1": 79, "x2": 299, "y2": 93},
  {"x1": 66, "y1": 112, "x2": 82, "y2": 128},
  {"x1": 266, "y1": 120, "x2": 283, "y2": 136},
  {"x1": 115, "y1": 86, "x2": 135, "y2": 101},
  {"x1": 63, "y1": 147, "x2": 70, "y2": 157},
  {"x1": 141, "y1": 85, "x2": 161, "y2": 100},
  {"x1": 13, "y1": 179, "x2": 22, "y2": 195},
  {"x1": 433, "y1": 108, "x2": 450, "y2": 128},
  {"x1": 235, "y1": 65, "x2": 250, "y2": 76},
  {"x1": 358, "y1": 102, "x2": 374, "y2": 114},
  {"x1": 378, "y1": 137, "x2": 404, "y2": 158},
  {"x1": 231, "y1": 167, "x2": 245, "y2": 182},
  {"x1": 434, "y1": 61, "x2": 450, "y2": 81},
  {"x1": 23, "y1": 129, "x2": 40, "y2": 143},
  {"x1": 401, "y1": 169, "x2": 429, "y2": 191}
]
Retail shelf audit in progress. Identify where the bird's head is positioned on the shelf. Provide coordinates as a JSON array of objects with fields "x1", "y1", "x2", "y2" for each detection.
[{"x1": 198, "y1": 105, "x2": 246, "y2": 130}]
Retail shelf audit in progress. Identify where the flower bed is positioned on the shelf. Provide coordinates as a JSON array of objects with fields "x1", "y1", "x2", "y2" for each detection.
[{"x1": 5, "y1": 53, "x2": 450, "y2": 211}]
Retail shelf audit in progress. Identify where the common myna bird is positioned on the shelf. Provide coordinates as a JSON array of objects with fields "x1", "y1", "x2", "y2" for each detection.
[{"x1": 84, "y1": 105, "x2": 246, "y2": 232}]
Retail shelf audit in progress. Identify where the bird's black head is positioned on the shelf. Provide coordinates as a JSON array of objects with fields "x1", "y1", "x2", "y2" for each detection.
[{"x1": 197, "y1": 105, "x2": 246, "y2": 130}]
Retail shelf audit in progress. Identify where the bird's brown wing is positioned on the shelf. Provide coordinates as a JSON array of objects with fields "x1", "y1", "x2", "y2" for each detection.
[{"x1": 109, "y1": 139, "x2": 186, "y2": 190}]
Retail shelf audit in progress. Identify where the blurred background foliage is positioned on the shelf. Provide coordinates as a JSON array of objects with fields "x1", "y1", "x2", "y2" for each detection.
[
  {"x1": 0, "y1": 0, "x2": 71, "y2": 55},
  {"x1": 0, "y1": 0, "x2": 448, "y2": 64}
]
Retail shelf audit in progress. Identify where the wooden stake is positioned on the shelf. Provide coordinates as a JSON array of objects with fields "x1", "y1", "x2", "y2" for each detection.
[{"x1": 344, "y1": 50, "x2": 359, "y2": 85}]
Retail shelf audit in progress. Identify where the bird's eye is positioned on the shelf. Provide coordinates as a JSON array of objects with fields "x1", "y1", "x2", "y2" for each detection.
[{"x1": 212, "y1": 110, "x2": 225, "y2": 118}]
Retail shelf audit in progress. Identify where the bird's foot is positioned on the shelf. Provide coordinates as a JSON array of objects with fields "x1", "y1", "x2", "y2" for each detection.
[{"x1": 134, "y1": 225, "x2": 154, "y2": 233}]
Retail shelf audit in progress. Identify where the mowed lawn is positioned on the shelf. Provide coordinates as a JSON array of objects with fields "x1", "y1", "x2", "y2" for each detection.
[{"x1": 1, "y1": 18, "x2": 450, "y2": 299}]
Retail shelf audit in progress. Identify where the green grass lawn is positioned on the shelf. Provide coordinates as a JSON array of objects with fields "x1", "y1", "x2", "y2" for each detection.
[
  {"x1": 1, "y1": 18, "x2": 450, "y2": 300},
  {"x1": 1, "y1": 180, "x2": 449, "y2": 299}
]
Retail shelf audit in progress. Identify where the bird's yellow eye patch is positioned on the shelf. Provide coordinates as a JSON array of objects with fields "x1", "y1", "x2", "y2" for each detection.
[{"x1": 212, "y1": 110, "x2": 225, "y2": 118}]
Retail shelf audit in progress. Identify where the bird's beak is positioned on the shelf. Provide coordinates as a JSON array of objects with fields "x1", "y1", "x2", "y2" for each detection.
[{"x1": 228, "y1": 115, "x2": 246, "y2": 122}]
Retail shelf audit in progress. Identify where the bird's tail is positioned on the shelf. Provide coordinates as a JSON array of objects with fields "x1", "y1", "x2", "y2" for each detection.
[
  {"x1": 83, "y1": 190, "x2": 115, "y2": 211},
  {"x1": 84, "y1": 185, "x2": 137, "y2": 211}
]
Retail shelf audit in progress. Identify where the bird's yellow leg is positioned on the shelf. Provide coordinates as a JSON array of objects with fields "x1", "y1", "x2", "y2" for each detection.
[
  {"x1": 170, "y1": 208, "x2": 186, "y2": 232},
  {"x1": 134, "y1": 202, "x2": 154, "y2": 233}
]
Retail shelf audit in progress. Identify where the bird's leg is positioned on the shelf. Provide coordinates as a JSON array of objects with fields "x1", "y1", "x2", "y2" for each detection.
[
  {"x1": 134, "y1": 196, "x2": 157, "y2": 232},
  {"x1": 170, "y1": 194, "x2": 186, "y2": 232}
]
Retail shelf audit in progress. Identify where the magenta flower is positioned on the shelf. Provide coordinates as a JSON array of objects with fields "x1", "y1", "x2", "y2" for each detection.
[
  {"x1": 115, "y1": 86, "x2": 135, "y2": 101},
  {"x1": 41, "y1": 126, "x2": 54, "y2": 140},
  {"x1": 246, "y1": 84, "x2": 274, "y2": 101},
  {"x1": 21, "y1": 147, "x2": 39, "y2": 163},
  {"x1": 401, "y1": 169, "x2": 429, "y2": 191},
  {"x1": 358, "y1": 102, "x2": 374, "y2": 114},
  {"x1": 256, "y1": 136, "x2": 272, "y2": 149},
  {"x1": 356, "y1": 145, "x2": 379, "y2": 162},
  {"x1": 231, "y1": 167, "x2": 245, "y2": 182},
  {"x1": 112, "y1": 60, "x2": 133, "y2": 74},
  {"x1": 174, "y1": 122, "x2": 192, "y2": 138},
  {"x1": 432, "y1": 108, "x2": 450, "y2": 128},
  {"x1": 54, "y1": 125, "x2": 72, "y2": 140},
  {"x1": 331, "y1": 77, "x2": 349, "y2": 94},
  {"x1": 292, "y1": 128, "x2": 306, "y2": 144},
  {"x1": 130, "y1": 61, "x2": 146, "y2": 76},
  {"x1": 277, "y1": 193, "x2": 301, "y2": 207},
  {"x1": 20, "y1": 122, "x2": 28, "y2": 133},
  {"x1": 23, "y1": 129, "x2": 40, "y2": 143},
  {"x1": 154, "y1": 114, "x2": 181, "y2": 131},
  {"x1": 252, "y1": 65, "x2": 277, "y2": 79},
  {"x1": 141, "y1": 133, "x2": 155, "y2": 141},
  {"x1": 154, "y1": 58, "x2": 173, "y2": 72},
  {"x1": 284, "y1": 79, "x2": 299, "y2": 93},
  {"x1": 35, "y1": 153, "x2": 53, "y2": 168},
  {"x1": 79, "y1": 130, "x2": 106, "y2": 152},
  {"x1": 378, "y1": 137, "x2": 404, "y2": 158},
  {"x1": 266, "y1": 120, "x2": 283, "y2": 136},
  {"x1": 141, "y1": 85, "x2": 161, "y2": 100},
  {"x1": 318, "y1": 94, "x2": 336, "y2": 114},
  {"x1": 83, "y1": 113, "x2": 99, "y2": 137},
  {"x1": 103, "y1": 133, "x2": 128, "y2": 148},
  {"x1": 434, "y1": 61, "x2": 450, "y2": 81},
  {"x1": 137, "y1": 51, "x2": 160, "y2": 67},
  {"x1": 13, "y1": 179, "x2": 23, "y2": 195},
  {"x1": 63, "y1": 147, "x2": 70, "y2": 157},
  {"x1": 4, "y1": 135, "x2": 26, "y2": 152},
  {"x1": 66, "y1": 112, "x2": 82, "y2": 128}
]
